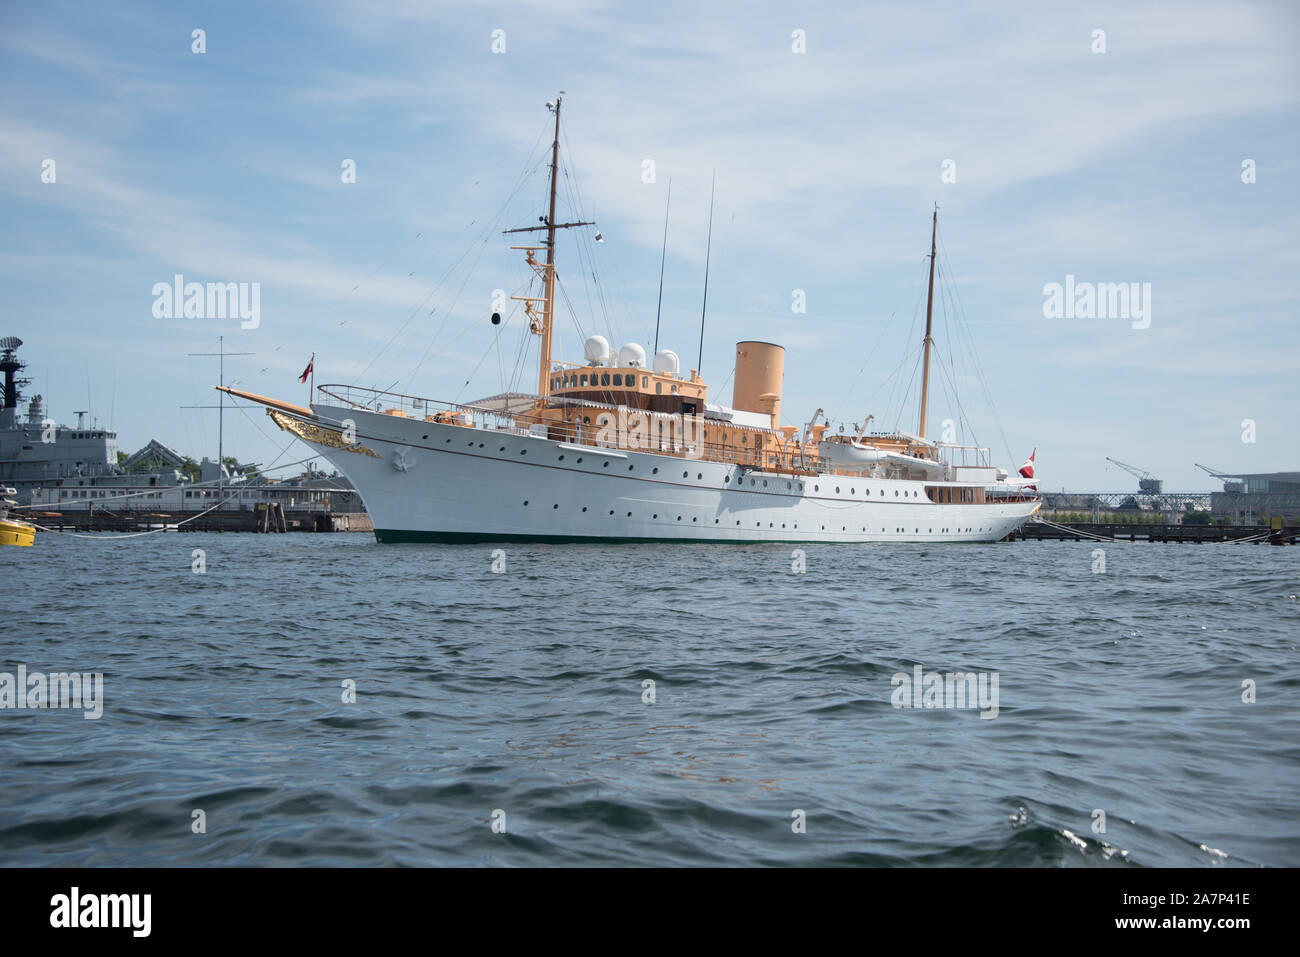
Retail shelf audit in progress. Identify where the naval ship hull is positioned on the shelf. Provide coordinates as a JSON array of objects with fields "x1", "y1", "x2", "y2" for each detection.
[{"x1": 299, "y1": 404, "x2": 1038, "y2": 544}]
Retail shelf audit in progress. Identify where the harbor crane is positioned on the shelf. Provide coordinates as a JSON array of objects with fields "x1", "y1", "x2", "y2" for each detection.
[
  {"x1": 1105, "y1": 457, "x2": 1163, "y2": 493},
  {"x1": 1195, "y1": 463, "x2": 1245, "y2": 493}
]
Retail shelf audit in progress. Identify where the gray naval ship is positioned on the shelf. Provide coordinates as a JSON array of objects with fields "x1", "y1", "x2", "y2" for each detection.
[
  {"x1": 0, "y1": 336, "x2": 120, "y2": 500},
  {"x1": 0, "y1": 336, "x2": 359, "y2": 514}
]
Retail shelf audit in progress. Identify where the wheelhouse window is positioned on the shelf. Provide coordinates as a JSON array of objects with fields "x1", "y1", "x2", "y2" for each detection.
[
  {"x1": 601, "y1": 374, "x2": 610, "y2": 386},
  {"x1": 580, "y1": 374, "x2": 588, "y2": 386},
  {"x1": 613, "y1": 374, "x2": 622, "y2": 386}
]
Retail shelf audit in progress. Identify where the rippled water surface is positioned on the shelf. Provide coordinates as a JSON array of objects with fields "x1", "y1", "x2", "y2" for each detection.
[{"x1": 2, "y1": 534, "x2": 1297, "y2": 866}]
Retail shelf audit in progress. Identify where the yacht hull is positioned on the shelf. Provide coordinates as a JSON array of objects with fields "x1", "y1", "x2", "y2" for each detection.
[{"x1": 303, "y1": 405, "x2": 1038, "y2": 544}]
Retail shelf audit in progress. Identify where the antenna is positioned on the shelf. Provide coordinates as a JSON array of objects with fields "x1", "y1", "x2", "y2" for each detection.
[
  {"x1": 186, "y1": 335, "x2": 254, "y2": 505},
  {"x1": 653, "y1": 178, "x2": 672, "y2": 355},
  {"x1": 696, "y1": 170, "x2": 716, "y2": 375}
]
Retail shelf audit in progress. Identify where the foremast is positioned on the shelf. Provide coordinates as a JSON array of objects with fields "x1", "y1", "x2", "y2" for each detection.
[{"x1": 503, "y1": 92, "x2": 593, "y2": 401}]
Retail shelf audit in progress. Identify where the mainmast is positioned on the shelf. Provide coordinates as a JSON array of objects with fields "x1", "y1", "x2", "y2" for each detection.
[
  {"x1": 502, "y1": 93, "x2": 593, "y2": 401},
  {"x1": 917, "y1": 204, "x2": 938, "y2": 439}
]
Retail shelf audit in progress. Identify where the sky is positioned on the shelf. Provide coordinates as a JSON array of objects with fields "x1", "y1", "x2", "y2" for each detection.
[{"x1": 1, "y1": 0, "x2": 1296, "y2": 491}]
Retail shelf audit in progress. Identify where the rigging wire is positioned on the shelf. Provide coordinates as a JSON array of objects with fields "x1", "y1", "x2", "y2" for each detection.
[
  {"x1": 936, "y1": 228, "x2": 1015, "y2": 464},
  {"x1": 353, "y1": 119, "x2": 554, "y2": 386}
]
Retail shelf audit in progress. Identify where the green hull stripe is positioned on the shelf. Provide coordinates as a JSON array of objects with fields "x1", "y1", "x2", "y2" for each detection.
[{"x1": 373, "y1": 528, "x2": 1008, "y2": 545}]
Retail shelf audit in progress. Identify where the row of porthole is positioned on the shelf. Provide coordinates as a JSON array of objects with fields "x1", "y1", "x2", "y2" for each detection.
[
  {"x1": 520, "y1": 501, "x2": 802, "y2": 529},
  {"x1": 814, "y1": 484, "x2": 920, "y2": 498},
  {"x1": 432, "y1": 436, "x2": 943, "y2": 504},
  {"x1": 517, "y1": 501, "x2": 991, "y2": 536}
]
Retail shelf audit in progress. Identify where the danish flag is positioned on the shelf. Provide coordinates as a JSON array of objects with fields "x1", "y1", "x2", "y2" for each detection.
[
  {"x1": 1019, "y1": 448, "x2": 1036, "y2": 479},
  {"x1": 1019, "y1": 448, "x2": 1037, "y2": 490}
]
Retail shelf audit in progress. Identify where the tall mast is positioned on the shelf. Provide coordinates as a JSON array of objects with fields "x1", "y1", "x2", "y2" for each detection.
[
  {"x1": 504, "y1": 94, "x2": 593, "y2": 400},
  {"x1": 918, "y1": 204, "x2": 938, "y2": 439},
  {"x1": 536, "y1": 94, "x2": 563, "y2": 397},
  {"x1": 696, "y1": 170, "x2": 716, "y2": 374}
]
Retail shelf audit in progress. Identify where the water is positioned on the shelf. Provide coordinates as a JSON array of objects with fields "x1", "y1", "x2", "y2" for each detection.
[{"x1": 2, "y1": 534, "x2": 1296, "y2": 866}]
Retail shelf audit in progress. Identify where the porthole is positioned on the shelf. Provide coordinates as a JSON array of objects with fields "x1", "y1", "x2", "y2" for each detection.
[
  {"x1": 627, "y1": 511, "x2": 632, "y2": 517},
  {"x1": 478, "y1": 443, "x2": 484, "y2": 448},
  {"x1": 697, "y1": 473, "x2": 702, "y2": 480},
  {"x1": 653, "y1": 467, "x2": 658, "y2": 474},
  {"x1": 422, "y1": 434, "x2": 428, "y2": 440},
  {"x1": 835, "y1": 486, "x2": 840, "y2": 493},
  {"x1": 894, "y1": 490, "x2": 899, "y2": 497},
  {"x1": 523, "y1": 500, "x2": 529, "y2": 506},
  {"x1": 609, "y1": 510, "x2": 615, "y2": 515},
  {"x1": 628, "y1": 464, "x2": 634, "y2": 471},
  {"x1": 582, "y1": 507, "x2": 588, "y2": 512},
  {"x1": 577, "y1": 458, "x2": 583, "y2": 464},
  {"x1": 553, "y1": 504, "x2": 559, "y2": 509},
  {"x1": 558, "y1": 454, "x2": 565, "y2": 461},
  {"x1": 692, "y1": 517, "x2": 697, "y2": 522},
  {"x1": 603, "y1": 462, "x2": 609, "y2": 468},
  {"x1": 762, "y1": 480, "x2": 768, "y2": 487},
  {"x1": 653, "y1": 514, "x2": 658, "y2": 519},
  {"x1": 851, "y1": 488, "x2": 855, "y2": 495},
  {"x1": 520, "y1": 449, "x2": 527, "y2": 455},
  {"x1": 683, "y1": 471, "x2": 689, "y2": 478},
  {"x1": 499, "y1": 446, "x2": 505, "y2": 452},
  {"x1": 814, "y1": 485, "x2": 819, "y2": 491}
]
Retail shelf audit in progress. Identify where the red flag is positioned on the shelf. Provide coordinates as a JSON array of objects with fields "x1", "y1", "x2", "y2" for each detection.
[
  {"x1": 298, "y1": 355, "x2": 314, "y2": 383},
  {"x1": 1019, "y1": 448, "x2": 1036, "y2": 479}
]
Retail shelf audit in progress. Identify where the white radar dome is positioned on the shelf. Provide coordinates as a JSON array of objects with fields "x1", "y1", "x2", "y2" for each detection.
[
  {"x1": 617, "y1": 342, "x2": 647, "y2": 369},
  {"x1": 584, "y1": 334, "x2": 611, "y2": 366},
  {"x1": 652, "y1": 349, "x2": 680, "y2": 376}
]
